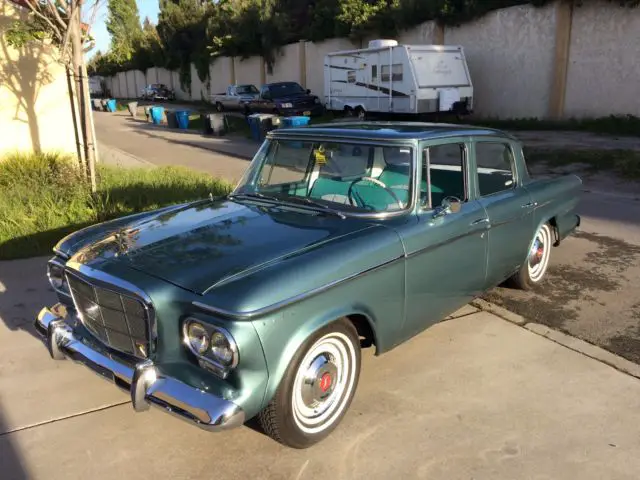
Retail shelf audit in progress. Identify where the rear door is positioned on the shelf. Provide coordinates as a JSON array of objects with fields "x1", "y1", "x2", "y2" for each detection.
[{"x1": 472, "y1": 139, "x2": 535, "y2": 287}]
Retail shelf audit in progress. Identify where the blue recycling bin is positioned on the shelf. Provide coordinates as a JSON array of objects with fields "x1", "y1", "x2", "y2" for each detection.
[
  {"x1": 106, "y1": 99, "x2": 117, "y2": 112},
  {"x1": 280, "y1": 116, "x2": 311, "y2": 128},
  {"x1": 150, "y1": 106, "x2": 165, "y2": 125},
  {"x1": 175, "y1": 110, "x2": 190, "y2": 130},
  {"x1": 247, "y1": 114, "x2": 262, "y2": 142}
]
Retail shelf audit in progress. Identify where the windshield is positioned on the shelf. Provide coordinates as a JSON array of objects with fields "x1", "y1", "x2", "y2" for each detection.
[
  {"x1": 236, "y1": 85, "x2": 259, "y2": 94},
  {"x1": 268, "y1": 82, "x2": 305, "y2": 97},
  {"x1": 233, "y1": 139, "x2": 414, "y2": 214}
]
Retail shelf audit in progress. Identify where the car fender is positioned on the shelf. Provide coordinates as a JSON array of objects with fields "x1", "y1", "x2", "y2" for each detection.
[{"x1": 254, "y1": 302, "x2": 378, "y2": 410}]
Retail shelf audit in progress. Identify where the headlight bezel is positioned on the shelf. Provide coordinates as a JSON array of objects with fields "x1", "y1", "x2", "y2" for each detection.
[
  {"x1": 47, "y1": 257, "x2": 70, "y2": 296},
  {"x1": 182, "y1": 318, "x2": 239, "y2": 378}
]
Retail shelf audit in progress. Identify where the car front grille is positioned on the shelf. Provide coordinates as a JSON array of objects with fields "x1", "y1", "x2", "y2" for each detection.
[{"x1": 66, "y1": 272, "x2": 151, "y2": 359}]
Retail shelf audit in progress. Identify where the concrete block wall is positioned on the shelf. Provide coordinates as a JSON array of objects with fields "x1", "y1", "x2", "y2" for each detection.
[
  {"x1": 445, "y1": 4, "x2": 557, "y2": 119},
  {"x1": 100, "y1": 1, "x2": 640, "y2": 119}
]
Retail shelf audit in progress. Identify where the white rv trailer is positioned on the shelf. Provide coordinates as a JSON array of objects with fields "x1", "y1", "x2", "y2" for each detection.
[{"x1": 324, "y1": 39, "x2": 474, "y2": 117}]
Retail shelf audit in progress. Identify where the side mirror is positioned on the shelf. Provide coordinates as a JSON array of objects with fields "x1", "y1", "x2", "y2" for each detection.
[
  {"x1": 306, "y1": 89, "x2": 311, "y2": 94},
  {"x1": 433, "y1": 196, "x2": 462, "y2": 218}
]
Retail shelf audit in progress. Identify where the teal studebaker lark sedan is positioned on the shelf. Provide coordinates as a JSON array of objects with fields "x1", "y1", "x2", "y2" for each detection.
[{"x1": 37, "y1": 122, "x2": 581, "y2": 448}]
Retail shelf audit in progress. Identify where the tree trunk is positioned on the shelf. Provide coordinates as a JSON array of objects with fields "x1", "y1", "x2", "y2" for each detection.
[{"x1": 70, "y1": 4, "x2": 97, "y2": 192}]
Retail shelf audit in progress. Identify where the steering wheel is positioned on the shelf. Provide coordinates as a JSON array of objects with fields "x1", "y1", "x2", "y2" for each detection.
[{"x1": 347, "y1": 177, "x2": 402, "y2": 210}]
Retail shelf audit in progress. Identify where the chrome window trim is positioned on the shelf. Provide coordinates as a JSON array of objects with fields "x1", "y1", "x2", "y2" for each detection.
[
  {"x1": 182, "y1": 318, "x2": 239, "y2": 379},
  {"x1": 237, "y1": 138, "x2": 419, "y2": 219},
  {"x1": 65, "y1": 261, "x2": 157, "y2": 358},
  {"x1": 192, "y1": 254, "x2": 404, "y2": 320},
  {"x1": 53, "y1": 247, "x2": 70, "y2": 260}
]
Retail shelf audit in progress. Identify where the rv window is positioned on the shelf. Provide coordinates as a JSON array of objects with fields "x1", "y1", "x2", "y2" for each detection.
[
  {"x1": 347, "y1": 71, "x2": 356, "y2": 84},
  {"x1": 371, "y1": 65, "x2": 377, "y2": 79},
  {"x1": 381, "y1": 64, "x2": 403, "y2": 82}
]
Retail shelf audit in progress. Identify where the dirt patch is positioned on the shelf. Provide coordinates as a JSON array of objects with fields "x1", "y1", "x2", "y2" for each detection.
[{"x1": 483, "y1": 232, "x2": 640, "y2": 364}]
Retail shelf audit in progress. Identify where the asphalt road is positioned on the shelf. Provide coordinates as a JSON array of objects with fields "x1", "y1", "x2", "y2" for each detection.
[{"x1": 484, "y1": 189, "x2": 640, "y2": 363}]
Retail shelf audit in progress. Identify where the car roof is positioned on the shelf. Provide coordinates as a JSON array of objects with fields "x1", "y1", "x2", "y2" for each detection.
[{"x1": 268, "y1": 121, "x2": 518, "y2": 142}]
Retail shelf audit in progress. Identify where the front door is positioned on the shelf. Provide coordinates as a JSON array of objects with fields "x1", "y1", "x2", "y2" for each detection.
[
  {"x1": 472, "y1": 140, "x2": 535, "y2": 287},
  {"x1": 399, "y1": 141, "x2": 488, "y2": 340}
]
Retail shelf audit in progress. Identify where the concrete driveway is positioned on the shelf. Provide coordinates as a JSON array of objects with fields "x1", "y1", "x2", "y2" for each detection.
[{"x1": 1, "y1": 259, "x2": 640, "y2": 479}]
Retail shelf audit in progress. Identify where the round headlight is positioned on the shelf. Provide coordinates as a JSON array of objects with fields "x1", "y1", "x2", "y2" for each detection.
[
  {"x1": 210, "y1": 331, "x2": 234, "y2": 366},
  {"x1": 186, "y1": 322, "x2": 210, "y2": 354}
]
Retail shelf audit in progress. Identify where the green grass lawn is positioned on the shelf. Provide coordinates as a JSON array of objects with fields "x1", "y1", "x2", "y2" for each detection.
[{"x1": 0, "y1": 152, "x2": 232, "y2": 261}]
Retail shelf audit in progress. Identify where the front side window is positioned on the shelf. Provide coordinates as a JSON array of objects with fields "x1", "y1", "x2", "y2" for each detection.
[
  {"x1": 475, "y1": 142, "x2": 516, "y2": 196},
  {"x1": 422, "y1": 143, "x2": 467, "y2": 208},
  {"x1": 234, "y1": 140, "x2": 414, "y2": 214}
]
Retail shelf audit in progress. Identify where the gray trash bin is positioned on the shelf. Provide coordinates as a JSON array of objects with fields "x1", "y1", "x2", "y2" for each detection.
[
  {"x1": 127, "y1": 101, "x2": 138, "y2": 118},
  {"x1": 100, "y1": 99, "x2": 108, "y2": 112},
  {"x1": 202, "y1": 113, "x2": 227, "y2": 136},
  {"x1": 165, "y1": 109, "x2": 178, "y2": 128},
  {"x1": 143, "y1": 106, "x2": 152, "y2": 121}
]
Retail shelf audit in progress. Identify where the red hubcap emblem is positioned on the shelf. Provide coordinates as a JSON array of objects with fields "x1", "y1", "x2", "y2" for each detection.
[{"x1": 319, "y1": 373, "x2": 332, "y2": 392}]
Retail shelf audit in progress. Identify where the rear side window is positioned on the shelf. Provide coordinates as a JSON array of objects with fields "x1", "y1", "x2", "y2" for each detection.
[{"x1": 475, "y1": 142, "x2": 516, "y2": 196}]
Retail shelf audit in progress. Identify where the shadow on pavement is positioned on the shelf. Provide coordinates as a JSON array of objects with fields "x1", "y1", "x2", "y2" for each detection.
[
  {"x1": 0, "y1": 406, "x2": 30, "y2": 480},
  {"x1": 0, "y1": 255, "x2": 54, "y2": 342}
]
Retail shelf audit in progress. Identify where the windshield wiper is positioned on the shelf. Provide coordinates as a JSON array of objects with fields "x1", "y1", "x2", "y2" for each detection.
[
  {"x1": 278, "y1": 196, "x2": 346, "y2": 219},
  {"x1": 230, "y1": 192, "x2": 346, "y2": 219},
  {"x1": 229, "y1": 192, "x2": 281, "y2": 203}
]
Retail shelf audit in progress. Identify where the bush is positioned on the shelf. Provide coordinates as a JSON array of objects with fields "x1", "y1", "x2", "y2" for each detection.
[{"x1": 0, "y1": 152, "x2": 232, "y2": 260}]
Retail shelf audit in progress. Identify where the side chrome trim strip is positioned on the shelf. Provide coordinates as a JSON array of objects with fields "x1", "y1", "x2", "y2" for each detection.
[
  {"x1": 405, "y1": 225, "x2": 490, "y2": 260},
  {"x1": 193, "y1": 255, "x2": 405, "y2": 320}
]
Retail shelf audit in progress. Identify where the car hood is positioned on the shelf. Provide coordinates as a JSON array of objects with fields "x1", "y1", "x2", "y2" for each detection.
[
  {"x1": 68, "y1": 199, "x2": 375, "y2": 295},
  {"x1": 274, "y1": 93, "x2": 315, "y2": 102}
]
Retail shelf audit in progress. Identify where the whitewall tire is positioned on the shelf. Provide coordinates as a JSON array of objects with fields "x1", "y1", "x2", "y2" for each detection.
[{"x1": 258, "y1": 319, "x2": 361, "y2": 448}]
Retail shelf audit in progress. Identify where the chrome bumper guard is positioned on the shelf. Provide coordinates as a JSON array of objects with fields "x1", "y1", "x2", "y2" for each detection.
[{"x1": 35, "y1": 304, "x2": 245, "y2": 431}]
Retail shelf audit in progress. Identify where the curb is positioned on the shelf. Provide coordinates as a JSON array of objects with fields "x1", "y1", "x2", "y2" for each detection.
[
  {"x1": 98, "y1": 143, "x2": 155, "y2": 168},
  {"x1": 471, "y1": 299, "x2": 640, "y2": 381},
  {"x1": 470, "y1": 298, "x2": 527, "y2": 326}
]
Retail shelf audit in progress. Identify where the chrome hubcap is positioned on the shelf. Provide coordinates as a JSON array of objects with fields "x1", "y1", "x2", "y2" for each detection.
[
  {"x1": 527, "y1": 224, "x2": 552, "y2": 282},
  {"x1": 300, "y1": 354, "x2": 338, "y2": 407}
]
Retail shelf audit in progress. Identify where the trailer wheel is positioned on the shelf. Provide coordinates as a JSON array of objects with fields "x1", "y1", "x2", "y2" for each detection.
[
  {"x1": 215, "y1": 102, "x2": 224, "y2": 112},
  {"x1": 343, "y1": 106, "x2": 354, "y2": 118},
  {"x1": 354, "y1": 106, "x2": 366, "y2": 120}
]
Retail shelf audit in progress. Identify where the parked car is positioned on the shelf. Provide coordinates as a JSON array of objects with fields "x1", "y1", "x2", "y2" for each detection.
[
  {"x1": 245, "y1": 81, "x2": 324, "y2": 117},
  {"x1": 210, "y1": 84, "x2": 259, "y2": 112},
  {"x1": 36, "y1": 122, "x2": 581, "y2": 449},
  {"x1": 140, "y1": 83, "x2": 175, "y2": 101}
]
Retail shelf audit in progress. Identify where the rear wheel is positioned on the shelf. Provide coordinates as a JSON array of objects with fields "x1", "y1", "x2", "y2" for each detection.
[
  {"x1": 354, "y1": 106, "x2": 366, "y2": 120},
  {"x1": 258, "y1": 319, "x2": 361, "y2": 449},
  {"x1": 508, "y1": 222, "x2": 554, "y2": 290}
]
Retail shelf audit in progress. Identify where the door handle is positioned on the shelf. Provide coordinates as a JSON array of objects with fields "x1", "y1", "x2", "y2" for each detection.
[{"x1": 470, "y1": 218, "x2": 489, "y2": 226}]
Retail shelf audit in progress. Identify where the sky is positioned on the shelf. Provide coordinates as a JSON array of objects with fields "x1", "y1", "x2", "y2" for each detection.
[{"x1": 87, "y1": 0, "x2": 160, "y2": 59}]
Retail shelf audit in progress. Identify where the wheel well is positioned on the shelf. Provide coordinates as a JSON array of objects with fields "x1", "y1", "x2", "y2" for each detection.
[
  {"x1": 346, "y1": 314, "x2": 376, "y2": 351},
  {"x1": 548, "y1": 217, "x2": 560, "y2": 246}
]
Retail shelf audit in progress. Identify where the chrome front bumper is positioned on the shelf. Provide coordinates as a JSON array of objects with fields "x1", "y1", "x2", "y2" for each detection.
[{"x1": 35, "y1": 304, "x2": 245, "y2": 431}]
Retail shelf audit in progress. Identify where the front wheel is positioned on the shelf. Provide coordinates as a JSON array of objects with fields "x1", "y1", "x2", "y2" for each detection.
[
  {"x1": 508, "y1": 222, "x2": 554, "y2": 290},
  {"x1": 258, "y1": 318, "x2": 361, "y2": 448}
]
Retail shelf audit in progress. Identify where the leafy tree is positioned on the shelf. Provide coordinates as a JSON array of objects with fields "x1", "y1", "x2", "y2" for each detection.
[{"x1": 105, "y1": 0, "x2": 143, "y2": 63}]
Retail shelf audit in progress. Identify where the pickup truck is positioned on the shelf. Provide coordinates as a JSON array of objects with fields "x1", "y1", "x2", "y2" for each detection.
[
  {"x1": 210, "y1": 84, "x2": 259, "y2": 112},
  {"x1": 245, "y1": 81, "x2": 324, "y2": 117},
  {"x1": 35, "y1": 122, "x2": 581, "y2": 449}
]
